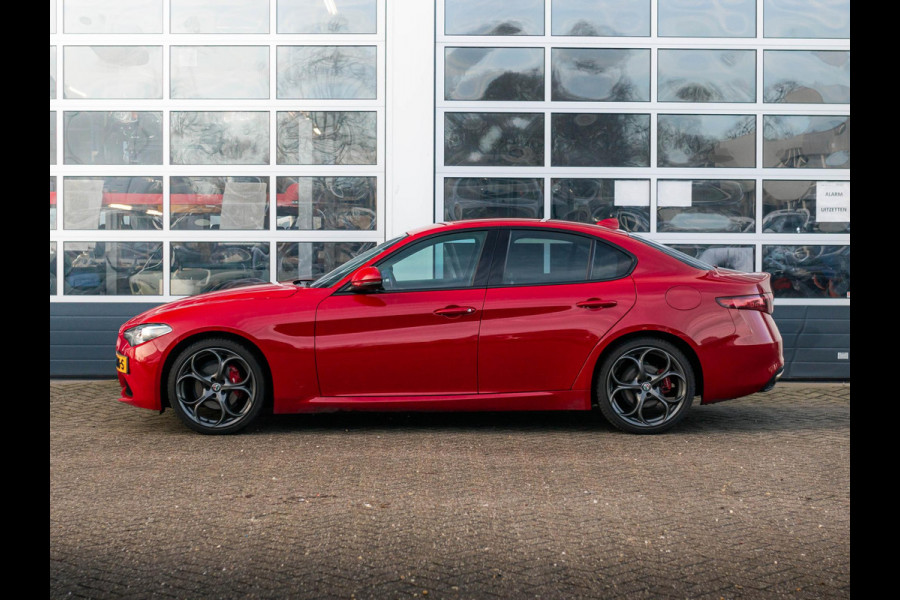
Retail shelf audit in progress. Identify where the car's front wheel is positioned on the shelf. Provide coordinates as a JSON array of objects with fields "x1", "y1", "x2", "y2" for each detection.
[
  {"x1": 596, "y1": 337, "x2": 695, "y2": 434},
  {"x1": 167, "y1": 338, "x2": 265, "y2": 435}
]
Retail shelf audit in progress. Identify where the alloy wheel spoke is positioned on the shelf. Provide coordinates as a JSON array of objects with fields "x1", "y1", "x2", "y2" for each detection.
[{"x1": 611, "y1": 355, "x2": 642, "y2": 386}]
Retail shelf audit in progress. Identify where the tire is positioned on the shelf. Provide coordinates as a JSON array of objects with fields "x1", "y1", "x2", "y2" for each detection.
[
  {"x1": 167, "y1": 338, "x2": 266, "y2": 435},
  {"x1": 596, "y1": 337, "x2": 696, "y2": 434}
]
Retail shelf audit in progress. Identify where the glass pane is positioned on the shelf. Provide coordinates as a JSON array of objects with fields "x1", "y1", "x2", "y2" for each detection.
[
  {"x1": 764, "y1": 0, "x2": 850, "y2": 38},
  {"x1": 50, "y1": 177, "x2": 57, "y2": 229},
  {"x1": 552, "y1": 0, "x2": 650, "y2": 36},
  {"x1": 382, "y1": 232, "x2": 488, "y2": 290},
  {"x1": 657, "y1": 114, "x2": 756, "y2": 168},
  {"x1": 276, "y1": 177, "x2": 376, "y2": 230},
  {"x1": 171, "y1": 46, "x2": 269, "y2": 99},
  {"x1": 171, "y1": 242, "x2": 270, "y2": 296},
  {"x1": 503, "y1": 230, "x2": 592, "y2": 285},
  {"x1": 277, "y1": 46, "x2": 376, "y2": 99},
  {"x1": 277, "y1": 241, "x2": 375, "y2": 281},
  {"x1": 171, "y1": 177, "x2": 269, "y2": 231},
  {"x1": 763, "y1": 245, "x2": 850, "y2": 298},
  {"x1": 667, "y1": 244, "x2": 755, "y2": 271},
  {"x1": 64, "y1": 46, "x2": 163, "y2": 99},
  {"x1": 51, "y1": 0, "x2": 56, "y2": 33},
  {"x1": 171, "y1": 112, "x2": 269, "y2": 165},
  {"x1": 50, "y1": 47, "x2": 56, "y2": 99},
  {"x1": 657, "y1": 49, "x2": 755, "y2": 103},
  {"x1": 552, "y1": 48, "x2": 649, "y2": 102},
  {"x1": 657, "y1": 180, "x2": 756, "y2": 233},
  {"x1": 444, "y1": 113, "x2": 544, "y2": 167},
  {"x1": 277, "y1": 111, "x2": 376, "y2": 165},
  {"x1": 50, "y1": 112, "x2": 57, "y2": 165},
  {"x1": 551, "y1": 178, "x2": 650, "y2": 232},
  {"x1": 50, "y1": 242, "x2": 57, "y2": 295},
  {"x1": 444, "y1": 177, "x2": 544, "y2": 220},
  {"x1": 64, "y1": 176, "x2": 163, "y2": 230},
  {"x1": 763, "y1": 115, "x2": 849, "y2": 169},
  {"x1": 64, "y1": 241, "x2": 164, "y2": 296},
  {"x1": 64, "y1": 111, "x2": 163, "y2": 165},
  {"x1": 171, "y1": 0, "x2": 269, "y2": 33},
  {"x1": 64, "y1": 0, "x2": 163, "y2": 33},
  {"x1": 552, "y1": 113, "x2": 650, "y2": 167},
  {"x1": 764, "y1": 51, "x2": 850, "y2": 104},
  {"x1": 658, "y1": 0, "x2": 756, "y2": 37},
  {"x1": 592, "y1": 242, "x2": 634, "y2": 281},
  {"x1": 762, "y1": 180, "x2": 850, "y2": 233},
  {"x1": 445, "y1": 0, "x2": 544, "y2": 35},
  {"x1": 445, "y1": 47, "x2": 544, "y2": 101},
  {"x1": 277, "y1": 0, "x2": 376, "y2": 33}
]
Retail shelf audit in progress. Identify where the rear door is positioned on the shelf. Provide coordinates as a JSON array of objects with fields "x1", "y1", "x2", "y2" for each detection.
[{"x1": 478, "y1": 228, "x2": 637, "y2": 394}]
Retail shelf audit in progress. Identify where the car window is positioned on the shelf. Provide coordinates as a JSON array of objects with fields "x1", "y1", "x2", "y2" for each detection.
[
  {"x1": 503, "y1": 230, "x2": 591, "y2": 285},
  {"x1": 591, "y1": 242, "x2": 634, "y2": 281},
  {"x1": 379, "y1": 231, "x2": 488, "y2": 291}
]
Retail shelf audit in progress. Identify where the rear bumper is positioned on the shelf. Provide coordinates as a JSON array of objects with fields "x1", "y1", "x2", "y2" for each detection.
[{"x1": 758, "y1": 366, "x2": 785, "y2": 393}]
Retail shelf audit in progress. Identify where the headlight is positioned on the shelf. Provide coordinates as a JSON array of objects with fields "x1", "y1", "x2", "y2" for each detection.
[{"x1": 123, "y1": 324, "x2": 172, "y2": 347}]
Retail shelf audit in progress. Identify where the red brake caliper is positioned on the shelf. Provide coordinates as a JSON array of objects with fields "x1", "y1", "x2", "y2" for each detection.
[
  {"x1": 226, "y1": 365, "x2": 243, "y2": 398},
  {"x1": 660, "y1": 377, "x2": 673, "y2": 394}
]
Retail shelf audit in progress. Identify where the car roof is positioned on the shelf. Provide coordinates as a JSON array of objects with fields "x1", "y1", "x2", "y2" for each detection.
[{"x1": 408, "y1": 218, "x2": 630, "y2": 238}]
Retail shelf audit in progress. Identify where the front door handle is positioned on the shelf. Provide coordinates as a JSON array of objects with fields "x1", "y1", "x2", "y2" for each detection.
[
  {"x1": 434, "y1": 305, "x2": 477, "y2": 317},
  {"x1": 576, "y1": 298, "x2": 617, "y2": 310}
]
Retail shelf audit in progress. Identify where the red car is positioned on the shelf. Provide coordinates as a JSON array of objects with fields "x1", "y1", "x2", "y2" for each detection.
[{"x1": 115, "y1": 219, "x2": 783, "y2": 435}]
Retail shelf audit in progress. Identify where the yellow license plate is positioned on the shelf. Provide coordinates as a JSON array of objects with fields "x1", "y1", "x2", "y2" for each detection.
[{"x1": 116, "y1": 353, "x2": 129, "y2": 374}]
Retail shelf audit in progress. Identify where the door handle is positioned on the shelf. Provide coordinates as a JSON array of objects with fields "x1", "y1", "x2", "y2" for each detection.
[
  {"x1": 433, "y1": 305, "x2": 477, "y2": 317},
  {"x1": 576, "y1": 298, "x2": 617, "y2": 309}
]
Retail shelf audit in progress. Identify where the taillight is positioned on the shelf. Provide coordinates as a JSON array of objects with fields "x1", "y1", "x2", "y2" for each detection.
[{"x1": 716, "y1": 293, "x2": 773, "y2": 314}]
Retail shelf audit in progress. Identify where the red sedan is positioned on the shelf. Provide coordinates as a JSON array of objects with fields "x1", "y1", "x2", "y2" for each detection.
[{"x1": 115, "y1": 219, "x2": 783, "y2": 434}]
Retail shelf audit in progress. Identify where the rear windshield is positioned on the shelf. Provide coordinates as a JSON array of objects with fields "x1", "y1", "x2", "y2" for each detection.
[{"x1": 629, "y1": 234, "x2": 713, "y2": 271}]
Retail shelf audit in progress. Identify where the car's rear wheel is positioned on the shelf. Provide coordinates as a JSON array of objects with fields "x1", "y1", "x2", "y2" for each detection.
[
  {"x1": 596, "y1": 338, "x2": 695, "y2": 434},
  {"x1": 168, "y1": 338, "x2": 265, "y2": 435}
]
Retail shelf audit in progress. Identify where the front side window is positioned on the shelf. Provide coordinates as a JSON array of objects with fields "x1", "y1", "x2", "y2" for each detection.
[
  {"x1": 502, "y1": 230, "x2": 592, "y2": 286},
  {"x1": 378, "y1": 231, "x2": 488, "y2": 291}
]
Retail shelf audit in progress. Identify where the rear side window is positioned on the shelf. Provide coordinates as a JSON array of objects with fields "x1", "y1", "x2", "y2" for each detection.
[
  {"x1": 592, "y1": 242, "x2": 634, "y2": 281},
  {"x1": 503, "y1": 230, "x2": 592, "y2": 285}
]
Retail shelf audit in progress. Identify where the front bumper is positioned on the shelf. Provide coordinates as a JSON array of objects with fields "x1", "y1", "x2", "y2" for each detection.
[{"x1": 116, "y1": 334, "x2": 166, "y2": 411}]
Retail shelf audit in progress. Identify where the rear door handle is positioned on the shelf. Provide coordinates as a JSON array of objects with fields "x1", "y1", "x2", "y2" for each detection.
[
  {"x1": 576, "y1": 298, "x2": 617, "y2": 309},
  {"x1": 434, "y1": 305, "x2": 477, "y2": 317}
]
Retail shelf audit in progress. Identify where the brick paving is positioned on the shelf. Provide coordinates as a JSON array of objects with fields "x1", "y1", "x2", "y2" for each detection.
[{"x1": 50, "y1": 381, "x2": 850, "y2": 599}]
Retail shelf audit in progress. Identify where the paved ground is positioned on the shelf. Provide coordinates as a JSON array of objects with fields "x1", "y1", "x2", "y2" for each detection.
[{"x1": 50, "y1": 381, "x2": 850, "y2": 599}]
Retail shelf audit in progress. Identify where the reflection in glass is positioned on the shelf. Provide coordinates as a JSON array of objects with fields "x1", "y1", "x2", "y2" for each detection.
[
  {"x1": 762, "y1": 180, "x2": 849, "y2": 234},
  {"x1": 277, "y1": 111, "x2": 376, "y2": 165},
  {"x1": 277, "y1": 241, "x2": 376, "y2": 282},
  {"x1": 667, "y1": 244, "x2": 755, "y2": 272},
  {"x1": 171, "y1": 0, "x2": 269, "y2": 33},
  {"x1": 50, "y1": 242, "x2": 57, "y2": 295},
  {"x1": 552, "y1": 0, "x2": 650, "y2": 36},
  {"x1": 64, "y1": 0, "x2": 163, "y2": 33},
  {"x1": 445, "y1": 47, "x2": 543, "y2": 101},
  {"x1": 64, "y1": 241, "x2": 164, "y2": 296},
  {"x1": 445, "y1": 0, "x2": 544, "y2": 35},
  {"x1": 171, "y1": 112, "x2": 269, "y2": 165},
  {"x1": 277, "y1": 0, "x2": 376, "y2": 33},
  {"x1": 445, "y1": 113, "x2": 544, "y2": 167},
  {"x1": 171, "y1": 242, "x2": 270, "y2": 296},
  {"x1": 64, "y1": 111, "x2": 163, "y2": 165},
  {"x1": 551, "y1": 179, "x2": 650, "y2": 232},
  {"x1": 171, "y1": 46, "x2": 269, "y2": 99},
  {"x1": 657, "y1": 180, "x2": 756, "y2": 233},
  {"x1": 277, "y1": 46, "x2": 376, "y2": 99},
  {"x1": 764, "y1": 0, "x2": 850, "y2": 38},
  {"x1": 763, "y1": 115, "x2": 849, "y2": 169},
  {"x1": 763, "y1": 245, "x2": 849, "y2": 298},
  {"x1": 171, "y1": 177, "x2": 269, "y2": 231},
  {"x1": 443, "y1": 178, "x2": 544, "y2": 220},
  {"x1": 276, "y1": 177, "x2": 376, "y2": 230},
  {"x1": 504, "y1": 231, "x2": 592, "y2": 286},
  {"x1": 50, "y1": 177, "x2": 57, "y2": 229},
  {"x1": 658, "y1": 49, "x2": 755, "y2": 103},
  {"x1": 64, "y1": 176, "x2": 163, "y2": 230},
  {"x1": 50, "y1": 47, "x2": 56, "y2": 99},
  {"x1": 64, "y1": 46, "x2": 162, "y2": 99},
  {"x1": 50, "y1": 112, "x2": 56, "y2": 165},
  {"x1": 552, "y1": 48, "x2": 649, "y2": 102},
  {"x1": 51, "y1": 0, "x2": 56, "y2": 33},
  {"x1": 552, "y1": 113, "x2": 650, "y2": 167},
  {"x1": 764, "y1": 51, "x2": 850, "y2": 104},
  {"x1": 657, "y1": 114, "x2": 755, "y2": 168},
  {"x1": 658, "y1": 0, "x2": 756, "y2": 37}
]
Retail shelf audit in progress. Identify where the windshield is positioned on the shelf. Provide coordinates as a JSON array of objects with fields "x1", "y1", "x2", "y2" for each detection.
[
  {"x1": 630, "y1": 234, "x2": 714, "y2": 271},
  {"x1": 308, "y1": 235, "x2": 406, "y2": 288}
]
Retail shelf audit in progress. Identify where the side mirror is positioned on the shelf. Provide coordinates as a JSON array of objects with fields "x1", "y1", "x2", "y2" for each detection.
[{"x1": 349, "y1": 266, "x2": 383, "y2": 293}]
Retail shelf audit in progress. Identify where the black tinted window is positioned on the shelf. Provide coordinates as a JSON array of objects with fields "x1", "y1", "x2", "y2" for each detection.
[
  {"x1": 503, "y1": 231, "x2": 591, "y2": 285},
  {"x1": 591, "y1": 242, "x2": 634, "y2": 280}
]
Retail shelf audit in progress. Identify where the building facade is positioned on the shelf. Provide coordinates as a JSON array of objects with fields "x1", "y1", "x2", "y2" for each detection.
[{"x1": 50, "y1": 0, "x2": 850, "y2": 378}]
